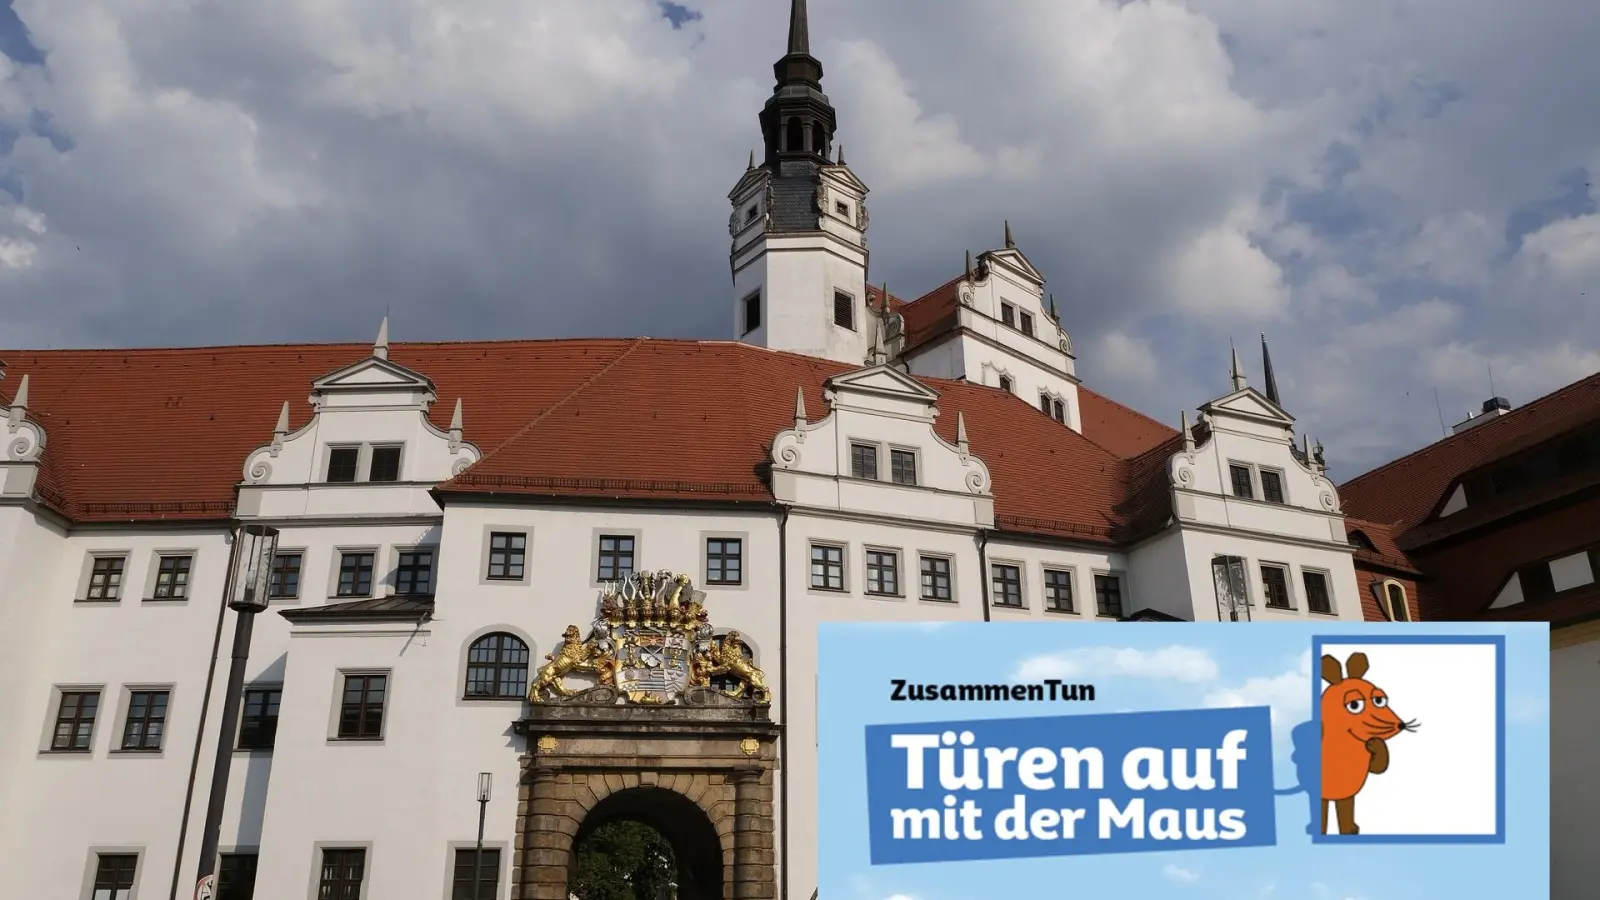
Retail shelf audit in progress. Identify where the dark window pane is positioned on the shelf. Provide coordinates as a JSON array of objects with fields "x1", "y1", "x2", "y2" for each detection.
[
  {"x1": 487, "y1": 532, "x2": 526, "y2": 580},
  {"x1": 396, "y1": 551, "x2": 433, "y2": 595},
  {"x1": 1261, "y1": 566, "x2": 1291, "y2": 608},
  {"x1": 86, "y1": 557, "x2": 125, "y2": 600},
  {"x1": 834, "y1": 291, "x2": 854, "y2": 328},
  {"x1": 93, "y1": 853, "x2": 139, "y2": 897},
  {"x1": 1303, "y1": 571, "x2": 1332, "y2": 615},
  {"x1": 744, "y1": 292, "x2": 761, "y2": 333},
  {"x1": 706, "y1": 538, "x2": 742, "y2": 585},
  {"x1": 218, "y1": 852, "x2": 259, "y2": 900},
  {"x1": 920, "y1": 556, "x2": 951, "y2": 601},
  {"x1": 465, "y1": 633, "x2": 530, "y2": 699},
  {"x1": 121, "y1": 690, "x2": 169, "y2": 750},
  {"x1": 318, "y1": 848, "x2": 365, "y2": 900},
  {"x1": 1260, "y1": 470, "x2": 1285, "y2": 504},
  {"x1": 153, "y1": 555, "x2": 192, "y2": 599},
  {"x1": 1020, "y1": 312, "x2": 1034, "y2": 336},
  {"x1": 1044, "y1": 569, "x2": 1074, "y2": 612},
  {"x1": 268, "y1": 553, "x2": 302, "y2": 599},
  {"x1": 810, "y1": 544, "x2": 844, "y2": 590},
  {"x1": 52, "y1": 690, "x2": 99, "y2": 751},
  {"x1": 1386, "y1": 583, "x2": 1411, "y2": 621},
  {"x1": 1053, "y1": 399, "x2": 1065, "y2": 423},
  {"x1": 238, "y1": 687, "x2": 281, "y2": 750},
  {"x1": 1095, "y1": 574, "x2": 1123, "y2": 617},
  {"x1": 1229, "y1": 465, "x2": 1254, "y2": 499},
  {"x1": 998, "y1": 375, "x2": 1011, "y2": 393},
  {"x1": 326, "y1": 447, "x2": 359, "y2": 483},
  {"x1": 337, "y1": 675, "x2": 386, "y2": 739},
  {"x1": 1520, "y1": 562, "x2": 1555, "y2": 601},
  {"x1": 890, "y1": 449, "x2": 917, "y2": 485},
  {"x1": 368, "y1": 446, "x2": 402, "y2": 482},
  {"x1": 850, "y1": 443, "x2": 877, "y2": 480},
  {"x1": 337, "y1": 553, "x2": 374, "y2": 597},
  {"x1": 597, "y1": 535, "x2": 635, "y2": 581},
  {"x1": 451, "y1": 848, "x2": 501, "y2": 900},
  {"x1": 866, "y1": 550, "x2": 898, "y2": 595},
  {"x1": 990, "y1": 564, "x2": 1022, "y2": 607},
  {"x1": 1001, "y1": 303, "x2": 1014, "y2": 327}
]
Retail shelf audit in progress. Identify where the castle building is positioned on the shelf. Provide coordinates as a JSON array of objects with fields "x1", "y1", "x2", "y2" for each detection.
[{"x1": 1, "y1": 4, "x2": 1376, "y2": 899}]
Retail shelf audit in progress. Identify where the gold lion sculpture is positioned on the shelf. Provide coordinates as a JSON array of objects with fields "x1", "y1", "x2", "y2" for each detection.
[
  {"x1": 527, "y1": 625, "x2": 614, "y2": 701},
  {"x1": 701, "y1": 630, "x2": 771, "y2": 704}
]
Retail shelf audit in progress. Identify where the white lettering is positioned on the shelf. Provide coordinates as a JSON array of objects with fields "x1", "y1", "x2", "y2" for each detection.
[
  {"x1": 1218, "y1": 729, "x2": 1247, "y2": 789},
  {"x1": 1059, "y1": 748, "x2": 1105, "y2": 789},
  {"x1": 890, "y1": 807, "x2": 941, "y2": 839},
  {"x1": 1218, "y1": 808, "x2": 1247, "y2": 839},
  {"x1": 1099, "y1": 797, "x2": 1145, "y2": 838},
  {"x1": 891, "y1": 733, "x2": 941, "y2": 789},
  {"x1": 1122, "y1": 747, "x2": 1169, "y2": 790},
  {"x1": 995, "y1": 794, "x2": 1029, "y2": 840},
  {"x1": 1149, "y1": 807, "x2": 1183, "y2": 840},
  {"x1": 984, "y1": 745, "x2": 1019, "y2": 788},
  {"x1": 1170, "y1": 748, "x2": 1215, "y2": 790},
  {"x1": 1029, "y1": 807, "x2": 1058, "y2": 839},
  {"x1": 1017, "y1": 747, "x2": 1056, "y2": 789}
]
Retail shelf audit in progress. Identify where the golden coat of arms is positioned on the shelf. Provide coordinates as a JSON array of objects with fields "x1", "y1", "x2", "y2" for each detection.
[{"x1": 528, "y1": 569, "x2": 771, "y2": 705}]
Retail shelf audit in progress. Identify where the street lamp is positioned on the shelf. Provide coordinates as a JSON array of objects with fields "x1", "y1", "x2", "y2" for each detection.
[
  {"x1": 473, "y1": 772, "x2": 492, "y2": 900},
  {"x1": 192, "y1": 523, "x2": 279, "y2": 900}
]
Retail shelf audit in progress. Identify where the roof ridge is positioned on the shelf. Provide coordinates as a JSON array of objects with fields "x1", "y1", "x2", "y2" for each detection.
[
  {"x1": 1340, "y1": 369, "x2": 1600, "y2": 490},
  {"x1": 464, "y1": 338, "x2": 648, "y2": 470}
]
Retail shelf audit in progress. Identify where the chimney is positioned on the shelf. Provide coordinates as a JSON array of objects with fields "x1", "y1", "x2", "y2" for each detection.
[{"x1": 1451, "y1": 395, "x2": 1512, "y2": 435}]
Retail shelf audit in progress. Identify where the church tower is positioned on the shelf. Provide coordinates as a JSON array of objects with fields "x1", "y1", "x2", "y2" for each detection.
[{"x1": 729, "y1": 0, "x2": 873, "y2": 365}]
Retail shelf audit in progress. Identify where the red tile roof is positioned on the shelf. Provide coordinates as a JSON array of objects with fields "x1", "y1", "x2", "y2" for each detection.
[
  {"x1": 1340, "y1": 371, "x2": 1600, "y2": 532},
  {"x1": 1, "y1": 339, "x2": 1177, "y2": 542}
]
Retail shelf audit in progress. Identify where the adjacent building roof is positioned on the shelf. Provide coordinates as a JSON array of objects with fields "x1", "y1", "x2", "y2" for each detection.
[{"x1": 0, "y1": 339, "x2": 1179, "y2": 544}]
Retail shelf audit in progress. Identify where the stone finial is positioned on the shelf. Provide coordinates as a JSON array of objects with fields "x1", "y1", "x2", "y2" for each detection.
[
  {"x1": 1048, "y1": 293, "x2": 1059, "y2": 322},
  {"x1": 374, "y1": 316, "x2": 390, "y2": 360},
  {"x1": 794, "y1": 385, "x2": 807, "y2": 429},
  {"x1": 1181, "y1": 410, "x2": 1194, "y2": 453},
  {"x1": 957, "y1": 411, "x2": 970, "y2": 454},
  {"x1": 837, "y1": 145, "x2": 845, "y2": 165},
  {"x1": 1229, "y1": 341, "x2": 1247, "y2": 391},
  {"x1": 6, "y1": 373, "x2": 28, "y2": 431},
  {"x1": 1004, "y1": 219, "x2": 1015, "y2": 249},
  {"x1": 274, "y1": 400, "x2": 290, "y2": 438},
  {"x1": 449, "y1": 398, "x2": 464, "y2": 443},
  {"x1": 747, "y1": 149, "x2": 755, "y2": 169},
  {"x1": 964, "y1": 249, "x2": 973, "y2": 278}
]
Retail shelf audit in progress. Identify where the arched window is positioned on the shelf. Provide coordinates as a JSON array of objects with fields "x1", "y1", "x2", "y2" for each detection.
[
  {"x1": 710, "y1": 637, "x2": 756, "y2": 696},
  {"x1": 1383, "y1": 581, "x2": 1411, "y2": 621},
  {"x1": 465, "y1": 632, "x2": 529, "y2": 699},
  {"x1": 785, "y1": 117, "x2": 804, "y2": 153},
  {"x1": 812, "y1": 122, "x2": 827, "y2": 157}
]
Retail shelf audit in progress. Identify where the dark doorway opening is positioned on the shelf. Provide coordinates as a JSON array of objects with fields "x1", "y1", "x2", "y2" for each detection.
[{"x1": 569, "y1": 786, "x2": 723, "y2": 900}]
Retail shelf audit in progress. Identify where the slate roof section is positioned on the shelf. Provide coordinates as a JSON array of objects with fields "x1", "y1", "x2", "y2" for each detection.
[
  {"x1": 1, "y1": 338, "x2": 1180, "y2": 546},
  {"x1": 279, "y1": 595, "x2": 435, "y2": 624}
]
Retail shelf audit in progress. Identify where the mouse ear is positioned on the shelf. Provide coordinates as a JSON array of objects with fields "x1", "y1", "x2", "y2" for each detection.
[
  {"x1": 1320, "y1": 654, "x2": 1343, "y2": 684},
  {"x1": 1346, "y1": 652, "x2": 1370, "y2": 680}
]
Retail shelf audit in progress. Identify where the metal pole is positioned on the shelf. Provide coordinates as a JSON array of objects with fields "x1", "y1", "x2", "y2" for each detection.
[
  {"x1": 192, "y1": 607, "x2": 257, "y2": 898},
  {"x1": 472, "y1": 795, "x2": 487, "y2": 900}
]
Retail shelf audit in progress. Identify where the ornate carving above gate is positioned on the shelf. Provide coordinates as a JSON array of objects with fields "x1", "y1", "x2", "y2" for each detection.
[{"x1": 528, "y1": 570, "x2": 771, "y2": 706}]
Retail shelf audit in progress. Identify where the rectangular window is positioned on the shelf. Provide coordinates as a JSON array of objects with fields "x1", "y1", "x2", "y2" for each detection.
[
  {"x1": 1001, "y1": 303, "x2": 1015, "y2": 327},
  {"x1": 1094, "y1": 574, "x2": 1124, "y2": 617},
  {"x1": 326, "y1": 447, "x2": 359, "y2": 483},
  {"x1": 238, "y1": 687, "x2": 281, "y2": 750},
  {"x1": 1303, "y1": 571, "x2": 1333, "y2": 615},
  {"x1": 850, "y1": 442, "x2": 878, "y2": 479},
  {"x1": 336, "y1": 552, "x2": 375, "y2": 597},
  {"x1": 1040, "y1": 394, "x2": 1051, "y2": 414},
  {"x1": 368, "y1": 445, "x2": 402, "y2": 482},
  {"x1": 1053, "y1": 399, "x2": 1065, "y2": 423},
  {"x1": 486, "y1": 532, "x2": 526, "y2": 580},
  {"x1": 317, "y1": 848, "x2": 366, "y2": 899},
  {"x1": 120, "y1": 689, "x2": 169, "y2": 751},
  {"x1": 990, "y1": 564, "x2": 1022, "y2": 607},
  {"x1": 85, "y1": 556, "x2": 125, "y2": 601},
  {"x1": 1043, "y1": 569, "x2": 1074, "y2": 613},
  {"x1": 998, "y1": 375, "x2": 1012, "y2": 393},
  {"x1": 1260, "y1": 469, "x2": 1285, "y2": 504},
  {"x1": 451, "y1": 848, "x2": 501, "y2": 900},
  {"x1": 218, "y1": 852, "x2": 258, "y2": 900},
  {"x1": 395, "y1": 550, "x2": 433, "y2": 596},
  {"x1": 706, "y1": 538, "x2": 742, "y2": 585},
  {"x1": 834, "y1": 291, "x2": 855, "y2": 329},
  {"x1": 920, "y1": 556, "x2": 952, "y2": 601},
  {"x1": 889, "y1": 449, "x2": 917, "y2": 485},
  {"x1": 835, "y1": 200, "x2": 850, "y2": 217},
  {"x1": 337, "y1": 674, "x2": 386, "y2": 740},
  {"x1": 810, "y1": 544, "x2": 844, "y2": 591},
  {"x1": 865, "y1": 550, "x2": 899, "y2": 596},
  {"x1": 152, "y1": 555, "x2": 192, "y2": 599},
  {"x1": 91, "y1": 853, "x2": 138, "y2": 900},
  {"x1": 1020, "y1": 311, "x2": 1034, "y2": 336},
  {"x1": 1261, "y1": 565, "x2": 1291, "y2": 609},
  {"x1": 743, "y1": 292, "x2": 761, "y2": 334},
  {"x1": 268, "y1": 553, "x2": 302, "y2": 599},
  {"x1": 51, "y1": 690, "x2": 99, "y2": 751},
  {"x1": 1229, "y1": 464, "x2": 1254, "y2": 499},
  {"x1": 596, "y1": 535, "x2": 635, "y2": 582}
]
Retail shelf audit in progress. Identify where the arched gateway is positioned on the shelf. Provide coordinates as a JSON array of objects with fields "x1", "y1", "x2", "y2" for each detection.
[{"x1": 511, "y1": 571, "x2": 779, "y2": 900}]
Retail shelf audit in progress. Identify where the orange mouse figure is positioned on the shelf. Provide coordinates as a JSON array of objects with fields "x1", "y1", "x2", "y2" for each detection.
[{"x1": 1319, "y1": 651, "x2": 1418, "y2": 834}]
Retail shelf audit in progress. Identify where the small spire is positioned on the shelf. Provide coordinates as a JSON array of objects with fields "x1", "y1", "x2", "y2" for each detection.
[
  {"x1": 1048, "y1": 293, "x2": 1059, "y2": 322},
  {"x1": 1260, "y1": 332, "x2": 1280, "y2": 406},
  {"x1": 1302, "y1": 432, "x2": 1312, "y2": 461},
  {"x1": 374, "y1": 316, "x2": 390, "y2": 360},
  {"x1": 788, "y1": 0, "x2": 811, "y2": 56},
  {"x1": 794, "y1": 385, "x2": 808, "y2": 428},
  {"x1": 1181, "y1": 410, "x2": 1194, "y2": 452},
  {"x1": 450, "y1": 398, "x2": 464, "y2": 433},
  {"x1": 836, "y1": 145, "x2": 845, "y2": 165},
  {"x1": 1229, "y1": 340, "x2": 1247, "y2": 391},
  {"x1": 274, "y1": 400, "x2": 290, "y2": 437},
  {"x1": 6, "y1": 373, "x2": 28, "y2": 430},
  {"x1": 964, "y1": 250, "x2": 972, "y2": 278},
  {"x1": 956, "y1": 411, "x2": 970, "y2": 454},
  {"x1": 747, "y1": 149, "x2": 755, "y2": 169},
  {"x1": 1004, "y1": 219, "x2": 1015, "y2": 249}
]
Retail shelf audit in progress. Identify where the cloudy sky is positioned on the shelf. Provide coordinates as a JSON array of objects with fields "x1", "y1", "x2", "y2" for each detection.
[{"x1": 1, "y1": 0, "x2": 1597, "y2": 478}]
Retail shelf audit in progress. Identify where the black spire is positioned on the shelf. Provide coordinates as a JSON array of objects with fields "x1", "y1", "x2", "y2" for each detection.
[
  {"x1": 759, "y1": 0, "x2": 837, "y2": 171},
  {"x1": 1260, "y1": 333, "x2": 1281, "y2": 406}
]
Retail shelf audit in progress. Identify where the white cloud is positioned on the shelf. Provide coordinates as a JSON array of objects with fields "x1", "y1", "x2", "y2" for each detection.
[
  {"x1": 1202, "y1": 651, "x2": 1312, "y2": 739},
  {"x1": 1162, "y1": 863, "x2": 1199, "y2": 884},
  {"x1": 1013, "y1": 645, "x2": 1219, "y2": 683},
  {"x1": 1098, "y1": 329, "x2": 1162, "y2": 385}
]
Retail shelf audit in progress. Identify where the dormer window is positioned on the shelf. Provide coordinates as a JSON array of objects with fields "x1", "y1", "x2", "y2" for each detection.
[
  {"x1": 1001, "y1": 303, "x2": 1015, "y2": 328},
  {"x1": 890, "y1": 449, "x2": 917, "y2": 485},
  {"x1": 745, "y1": 205, "x2": 758, "y2": 224},
  {"x1": 1020, "y1": 312, "x2": 1034, "y2": 336},
  {"x1": 327, "y1": 447, "x2": 359, "y2": 483},
  {"x1": 834, "y1": 291, "x2": 855, "y2": 330},
  {"x1": 998, "y1": 375, "x2": 1012, "y2": 393},
  {"x1": 369, "y1": 446, "x2": 402, "y2": 482},
  {"x1": 850, "y1": 442, "x2": 877, "y2": 479},
  {"x1": 835, "y1": 200, "x2": 849, "y2": 217}
]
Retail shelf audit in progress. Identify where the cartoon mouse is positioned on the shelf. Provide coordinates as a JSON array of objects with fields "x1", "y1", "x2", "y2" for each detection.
[{"x1": 1319, "y1": 651, "x2": 1418, "y2": 835}]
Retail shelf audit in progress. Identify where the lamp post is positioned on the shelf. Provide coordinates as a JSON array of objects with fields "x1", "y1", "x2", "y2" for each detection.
[
  {"x1": 473, "y1": 772, "x2": 492, "y2": 900},
  {"x1": 192, "y1": 523, "x2": 279, "y2": 900}
]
